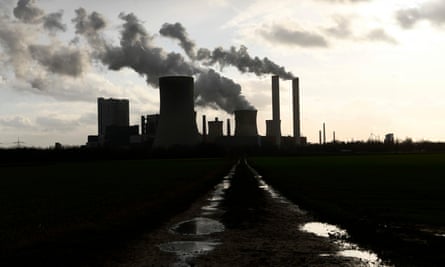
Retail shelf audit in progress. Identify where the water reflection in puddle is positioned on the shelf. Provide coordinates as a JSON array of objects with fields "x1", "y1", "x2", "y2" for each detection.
[
  {"x1": 300, "y1": 222, "x2": 348, "y2": 238},
  {"x1": 158, "y1": 162, "x2": 236, "y2": 266},
  {"x1": 338, "y1": 249, "x2": 381, "y2": 265},
  {"x1": 171, "y1": 217, "x2": 225, "y2": 235},
  {"x1": 301, "y1": 222, "x2": 386, "y2": 265},
  {"x1": 245, "y1": 161, "x2": 390, "y2": 267}
]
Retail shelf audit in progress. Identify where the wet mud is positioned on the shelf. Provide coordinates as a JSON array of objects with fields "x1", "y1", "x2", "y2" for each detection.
[{"x1": 105, "y1": 160, "x2": 389, "y2": 266}]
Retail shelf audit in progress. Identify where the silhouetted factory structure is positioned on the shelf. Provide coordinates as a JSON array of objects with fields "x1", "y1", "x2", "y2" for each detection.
[
  {"x1": 88, "y1": 98, "x2": 138, "y2": 147},
  {"x1": 87, "y1": 75, "x2": 306, "y2": 149}
]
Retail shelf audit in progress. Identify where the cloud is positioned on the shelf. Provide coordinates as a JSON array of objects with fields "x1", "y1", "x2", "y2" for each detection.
[
  {"x1": 324, "y1": 16, "x2": 353, "y2": 38},
  {"x1": 259, "y1": 24, "x2": 329, "y2": 48},
  {"x1": 396, "y1": 1, "x2": 445, "y2": 29},
  {"x1": 35, "y1": 116, "x2": 85, "y2": 132},
  {"x1": 323, "y1": 16, "x2": 397, "y2": 44},
  {"x1": 364, "y1": 28, "x2": 397, "y2": 44},
  {"x1": 0, "y1": 116, "x2": 33, "y2": 129}
]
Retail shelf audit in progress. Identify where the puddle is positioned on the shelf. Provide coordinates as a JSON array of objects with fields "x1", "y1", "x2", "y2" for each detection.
[
  {"x1": 300, "y1": 222, "x2": 348, "y2": 238},
  {"x1": 245, "y1": 160, "x2": 390, "y2": 267},
  {"x1": 158, "y1": 162, "x2": 237, "y2": 266},
  {"x1": 338, "y1": 249, "x2": 382, "y2": 265},
  {"x1": 171, "y1": 217, "x2": 225, "y2": 235}
]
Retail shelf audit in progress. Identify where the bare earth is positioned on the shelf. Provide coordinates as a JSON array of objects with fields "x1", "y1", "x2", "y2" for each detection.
[{"x1": 102, "y1": 163, "x2": 368, "y2": 267}]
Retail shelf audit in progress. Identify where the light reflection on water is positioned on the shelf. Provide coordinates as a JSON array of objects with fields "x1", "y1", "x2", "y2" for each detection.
[
  {"x1": 300, "y1": 222, "x2": 348, "y2": 238},
  {"x1": 338, "y1": 249, "x2": 381, "y2": 264},
  {"x1": 171, "y1": 217, "x2": 225, "y2": 235},
  {"x1": 158, "y1": 161, "x2": 237, "y2": 266},
  {"x1": 245, "y1": 160, "x2": 390, "y2": 267},
  {"x1": 301, "y1": 222, "x2": 387, "y2": 266}
]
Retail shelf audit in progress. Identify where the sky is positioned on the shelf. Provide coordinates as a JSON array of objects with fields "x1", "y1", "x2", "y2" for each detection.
[{"x1": 1, "y1": 0, "x2": 445, "y2": 147}]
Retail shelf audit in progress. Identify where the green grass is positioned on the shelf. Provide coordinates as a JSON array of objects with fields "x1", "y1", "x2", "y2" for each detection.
[
  {"x1": 250, "y1": 154, "x2": 445, "y2": 265},
  {"x1": 0, "y1": 158, "x2": 231, "y2": 250},
  {"x1": 250, "y1": 154, "x2": 445, "y2": 227}
]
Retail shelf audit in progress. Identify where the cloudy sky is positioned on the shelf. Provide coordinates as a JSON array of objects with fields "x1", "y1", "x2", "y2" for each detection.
[{"x1": 0, "y1": 0, "x2": 444, "y2": 147}]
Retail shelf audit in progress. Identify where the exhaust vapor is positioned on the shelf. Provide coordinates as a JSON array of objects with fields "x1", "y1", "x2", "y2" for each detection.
[{"x1": 0, "y1": 1, "x2": 294, "y2": 113}]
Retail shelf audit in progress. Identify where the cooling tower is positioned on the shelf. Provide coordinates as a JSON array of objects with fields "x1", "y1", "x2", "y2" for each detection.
[
  {"x1": 208, "y1": 118, "x2": 223, "y2": 142},
  {"x1": 292, "y1": 78, "x2": 301, "y2": 144},
  {"x1": 234, "y1": 109, "x2": 258, "y2": 137},
  {"x1": 153, "y1": 76, "x2": 200, "y2": 148}
]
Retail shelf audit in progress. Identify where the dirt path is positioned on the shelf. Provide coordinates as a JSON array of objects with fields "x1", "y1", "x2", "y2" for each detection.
[{"x1": 103, "y1": 160, "x2": 380, "y2": 267}]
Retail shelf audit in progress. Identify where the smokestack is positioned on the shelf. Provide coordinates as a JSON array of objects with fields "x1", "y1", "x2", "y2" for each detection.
[
  {"x1": 227, "y1": 118, "x2": 231, "y2": 136},
  {"x1": 154, "y1": 76, "x2": 200, "y2": 148},
  {"x1": 266, "y1": 120, "x2": 273, "y2": 137},
  {"x1": 272, "y1": 75, "x2": 281, "y2": 146},
  {"x1": 234, "y1": 109, "x2": 258, "y2": 137},
  {"x1": 333, "y1": 131, "x2": 336, "y2": 143},
  {"x1": 319, "y1": 130, "x2": 322, "y2": 144},
  {"x1": 141, "y1": 115, "x2": 146, "y2": 135},
  {"x1": 292, "y1": 77, "x2": 301, "y2": 144},
  {"x1": 323, "y1": 122, "x2": 326, "y2": 144},
  {"x1": 202, "y1": 115, "x2": 207, "y2": 142}
]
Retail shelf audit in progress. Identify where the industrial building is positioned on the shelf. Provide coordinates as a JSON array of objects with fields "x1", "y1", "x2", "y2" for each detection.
[
  {"x1": 153, "y1": 76, "x2": 200, "y2": 148},
  {"x1": 87, "y1": 97, "x2": 139, "y2": 147},
  {"x1": 98, "y1": 97, "x2": 129, "y2": 136},
  {"x1": 87, "y1": 74, "x2": 306, "y2": 150}
]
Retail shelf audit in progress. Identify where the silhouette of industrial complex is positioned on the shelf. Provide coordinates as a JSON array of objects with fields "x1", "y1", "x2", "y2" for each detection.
[{"x1": 87, "y1": 75, "x2": 307, "y2": 149}]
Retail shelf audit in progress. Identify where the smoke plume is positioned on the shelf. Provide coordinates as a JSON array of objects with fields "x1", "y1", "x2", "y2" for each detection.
[
  {"x1": 197, "y1": 46, "x2": 295, "y2": 79},
  {"x1": 1, "y1": 1, "x2": 294, "y2": 113},
  {"x1": 159, "y1": 22, "x2": 196, "y2": 59},
  {"x1": 72, "y1": 10, "x2": 252, "y2": 112},
  {"x1": 195, "y1": 69, "x2": 254, "y2": 112},
  {"x1": 160, "y1": 22, "x2": 295, "y2": 79},
  {"x1": 43, "y1": 11, "x2": 66, "y2": 32},
  {"x1": 13, "y1": 0, "x2": 44, "y2": 23},
  {"x1": 14, "y1": 0, "x2": 66, "y2": 32}
]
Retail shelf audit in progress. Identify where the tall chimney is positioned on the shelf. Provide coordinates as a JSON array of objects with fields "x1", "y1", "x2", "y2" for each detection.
[
  {"x1": 323, "y1": 122, "x2": 326, "y2": 144},
  {"x1": 141, "y1": 115, "x2": 146, "y2": 135},
  {"x1": 319, "y1": 130, "x2": 322, "y2": 144},
  {"x1": 202, "y1": 115, "x2": 207, "y2": 142},
  {"x1": 272, "y1": 75, "x2": 281, "y2": 146},
  {"x1": 292, "y1": 78, "x2": 301, "y2": 144},
  {"x1": 333, "y1": 131, "x2": 336, "y2": 143},
  {"x1": 227, "y1": 118, "x2": 231, "y2": 136}
]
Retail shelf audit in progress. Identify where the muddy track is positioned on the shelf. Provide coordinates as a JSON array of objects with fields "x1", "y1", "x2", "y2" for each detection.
[{"x1": 104, "y1": 160, "x2": 382, "y2": 266}]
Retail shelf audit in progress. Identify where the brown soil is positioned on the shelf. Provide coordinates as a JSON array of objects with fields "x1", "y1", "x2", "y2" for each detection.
[{"x1": 103, "y1": 161, "x2": 367, "y2": 267}]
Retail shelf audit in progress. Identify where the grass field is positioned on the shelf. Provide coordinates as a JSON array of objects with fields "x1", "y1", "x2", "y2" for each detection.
[
  {"x1": 0, "y1": 158, "x2": 231, "y2": 265},
  {"x1": 250, "y1": 154, "x2": 445, "y2": 266}
]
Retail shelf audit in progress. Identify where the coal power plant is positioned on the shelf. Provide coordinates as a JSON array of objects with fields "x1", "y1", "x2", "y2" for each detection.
[
  {"x1": 87, "y1": 74, "x2": 305, "y2": 150},
  {"x1": 154, "y1": 76, "x2": 200, "y2": 148}
]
